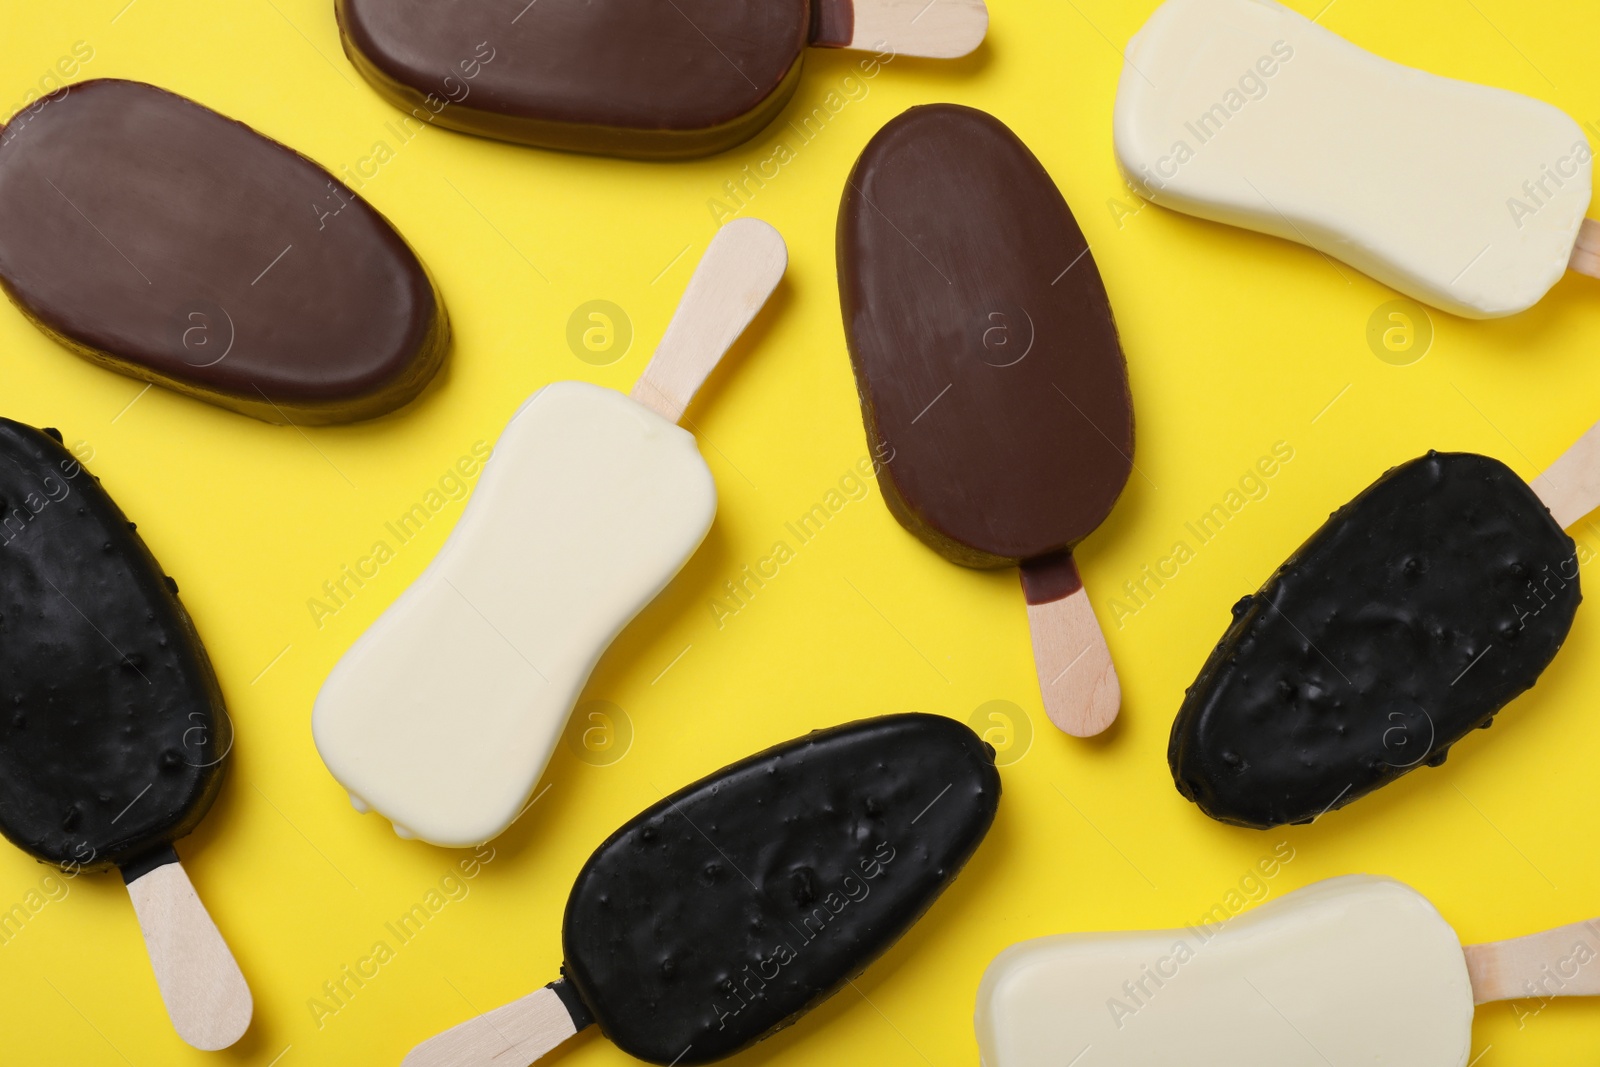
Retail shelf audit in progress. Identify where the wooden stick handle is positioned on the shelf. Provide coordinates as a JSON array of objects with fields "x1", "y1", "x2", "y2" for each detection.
[
  {"x1": 818, "y1": 0, "x2": 989, "y2": 59},
  {"x1": 123, "y1": 855, "x2": 252, "y2": 1050},
  {"x1": 402, "y1": 983, "x2": 589, "y2": 1067},
  {"x1": 1570, "y1": 217, "x2": 1600, "y2": 279},
  {"x1": 1020, "y1": 554, "x2": 1120, "y2": 737},
  {"x1": 630, "y1": 218, "x2": 787, "y2": 424},
  {"x1": 1463, "y1": 917, "x2": 1600, "y2": 1004},
  {"x1": 1532, "y1": 418, "x2": 1600, "y2": 529}
]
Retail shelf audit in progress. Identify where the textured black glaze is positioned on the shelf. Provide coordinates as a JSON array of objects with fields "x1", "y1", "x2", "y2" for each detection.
[
  {"x1": 336, "y1": 0, "x2": 810, "y2": 158},
  {"x1": 0, "y1": 79, "x2": 448, "y2": 424},
  {"x1": 562, "y1": 714, "x2": 999, "y2": 1065},
  {"x1": 0, "y1": 419, "x2": 229, "y2": 872},
  {"x1": 838, "y1": 105, "x2": 1133, "y2": 571},
  {"x1": 1171, "y1": 452, "x2": 1579, "y2": 830}
]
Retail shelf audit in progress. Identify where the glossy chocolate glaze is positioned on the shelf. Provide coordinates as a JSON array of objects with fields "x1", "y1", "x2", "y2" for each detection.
[
  {"x1": 1171, "y1": 452, "x2": 1579, "y2": 830},
  {"x1": 838, "y1": 105, "x2": 1133, "y2": 569},
  {"x1": 0, "y1": 419, "x2": 229, "y2": 872},
  {"x1": 0, "y1": 80, "x2": 447, "y2": 424},
  {"x1": 337, "y1": 0, "x2": 809, "y2": 158},
  {"x1": 562, "y1": 714, "x2": 999, "y2": 1065}
]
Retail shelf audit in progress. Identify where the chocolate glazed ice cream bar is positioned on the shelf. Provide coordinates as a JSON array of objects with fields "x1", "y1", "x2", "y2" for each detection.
[
  {"x1": 0, "y1": 420, "x2": 250, "y2": 1049},
  {"x1": 335, "y1": 0, "x2": 989, "y2": 158},
  {"x1": 402, "y1": 714, "x2": 999, "y2": 1067},
  {"x1": 1171, "y1": 415, "x2": 1600, "y2": 828},
  {"x1": 0, "y1": 79, "x2": 448, "y2": 423},
  {"x1": 976, "y1": 874, "x2": 1600, "y2": 1066},
  {"x1": 1114, "y1": 0, "x2": 1598, "y2": 318},
  {"x1": 839, "y1": 104, "x2": 1134, "y2": 737}
]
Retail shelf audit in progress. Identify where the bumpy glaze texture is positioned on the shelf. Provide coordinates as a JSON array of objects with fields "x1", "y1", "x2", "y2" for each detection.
[
  {"x1": 838, "y1": 104, "x2": 1133, "y2": 568},
  {"x1": 336, "y1": 0, "x2": 810, "y2": 158},
  {"x1": 561, "y1": 714, "x2": 999, "y2": 1065},
  {"x1": 0, "y1": 79, "x2": 447, "y2": 423},
  {"x1": 1170, "y1": 452, "x2": 1579, "y2": 829},
  {"x1": 0, "y1": 419, "x2": 229, "y2": 871}
]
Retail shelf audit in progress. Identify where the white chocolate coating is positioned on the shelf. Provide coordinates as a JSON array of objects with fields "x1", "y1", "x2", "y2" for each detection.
[
  {"x1": 975, "y1": 875, "x2": 1473, "y2": 1066},
  {"x1": 1113, "y1": 0, "x2": 1592, "y2": 317},
  {"x1": 312, "y1": 381, "x2": 715, "y2": 847}
]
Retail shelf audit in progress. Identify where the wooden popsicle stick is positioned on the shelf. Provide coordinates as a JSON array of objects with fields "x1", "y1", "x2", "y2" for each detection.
[
  {"x1": 839, "y1": 0, "x2": 989, "y2": 59},
  {"x1": 1531, "y1": 418, "x2": 1600, "y2": 529},
  {"x1": 124, "y1": 860, "x2": 252, "y2": 1050},
  {"x1": 1020, "y1": 556, "x2": 1121, "y2": 737},
  {"x1": 1463, "y1": 917, "x2": 1600, "y2": 1004},
  {"x1": 630, "y1": 218, "x2": 787, "y2": 425},
  {"x1": 402, "y1": 985, "x2": 585, "y2": 1067},
  {"x1": 1569, "y1": 217, "x2": 1600, "y2": 279}
]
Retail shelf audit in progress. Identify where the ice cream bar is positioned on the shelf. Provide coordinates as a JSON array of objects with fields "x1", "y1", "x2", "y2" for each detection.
[
  {"x1": 313, "y1": 219, "x2": 786, "y2": 848},
  {"x1": 335, "y1": 0, "x2": 988, "y2": 159},
  {"x1": 0, "y1": 419, "x2": 250, "y2": 1049},
  {"x1": 838, "y1": 104, "x2": 1133, "y2": 737},
  {"x1": 977, "y1": 874, "x2": 1600, "y2": 1066},
  {"x1": 1113, "y1": 0, "x2": 1599, "y2": 318},
  {"x1": 0, "y1": 79, "x2": 447, "y2": 423},
  {"x1": 1173, "y1": 440, "x2": 1600, "y2": 829},
  {"x1": 404, "y1": 713, "x2": 1000, "y2": 1067}
]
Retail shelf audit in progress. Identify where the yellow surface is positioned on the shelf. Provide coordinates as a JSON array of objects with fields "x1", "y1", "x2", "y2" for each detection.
[{"x1": 2, "y1": 1, "x2": 1599, "y2": 1064}]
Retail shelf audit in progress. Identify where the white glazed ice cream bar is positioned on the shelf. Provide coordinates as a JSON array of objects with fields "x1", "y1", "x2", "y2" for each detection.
[
  {"x1": 313, "y1": 219, "x2": 788, "y2": 847},
  {"x1": 1114, "y1": 0, "x2": 1596, "y2": 317},
  {"x1": 977, "y1": 874, "x2": 1600, "y2": 1066}
]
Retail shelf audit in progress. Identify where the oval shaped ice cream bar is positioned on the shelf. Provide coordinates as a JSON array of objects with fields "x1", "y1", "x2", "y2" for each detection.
[
  {"x1": 403, "y1": 714, "x2": 1000, "y2": 1067},
  {"x1": 1114, "y1": 0, "x2": 1598, "y2": 318},
  {"x1": 0, "y1": 418, "x2": 250, "y2": 1049},
  {"x1": 839, "y1": 104, "x2": 1133, "y2": 737},
  {"x1": 314, "y1": 219, "x2": 787, "y2": 848},
  {"x1": 977, "y1": 874, "x2": 1600, "y2": 1066},
  {"x1": 1172, "y1": 448, "x2": 1591, "y2": 829},
  {"x1": 0, "y1": 79, "x2": 447, "y2": 423},
  {"x1": 335, "y1": 0, "x2": 988, "y2": 158}
]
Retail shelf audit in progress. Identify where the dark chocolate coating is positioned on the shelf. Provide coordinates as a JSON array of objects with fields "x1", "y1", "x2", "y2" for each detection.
[
  {"x1": 336, "y1": 0, "x2": 810, "y2": 159},
  {"x1": 562, "y1": 713, "x2": 999, "y2": 1065},
  {"x1": 838, "y1": 104, "x2": 1134, "y2": 569},
  {"x1": 0, "y1": 419, "x2": 229, "y2": 872},
  {"x1": 0, "y1": 79, "x2": 448, "y2": 424},
  {"x1": 1171, "y1": 452, "x2": 1579, "y2": 830}
]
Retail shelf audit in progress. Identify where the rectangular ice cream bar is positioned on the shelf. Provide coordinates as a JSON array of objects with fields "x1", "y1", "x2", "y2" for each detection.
[
  {"x1": 978, "y1": 874, "x2": 1600, "y2": 1066},
  {"x1": 0, "y1": 79, "x2": 448, "y2": 422},
  {"x1": 313, "y1": 219, "x2": 787, "y2": 848},
  {"x1": 838, "y1": 104, "x2": 1134, "y2": 738},
  {"x1": 0, "y1": 418, "x2": 250, "y2": 1049},
  {"x1": 404, "y1": 714, "x2": 1000, "y2": 1067},
  {"x1": 314, "y1": 381, "x2": 717, "y2": 846},
  {"x1": 1170, "y1": 451, "x2": 1580, "y2": 829},
  {"x1": 336, "y1": 0, "x2": 988, "y2": 158},
  {"x1": 976, "y1": 876, "x2": 1474, "y2": 1066},
  {"x1": 1113, "y1": 0, "x2": 1595, "y2": 317}
]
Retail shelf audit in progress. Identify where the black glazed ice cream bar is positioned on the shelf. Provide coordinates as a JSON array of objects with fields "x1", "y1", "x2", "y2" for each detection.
[
  {"x1": 336, "y1": 0, "x2": 990, "y2": 158},
  {"x1": 0, "y1": 79, "x2": 448, "y2": 424},
  {"x1": 402, "y1": 714, "x2": 999, "y2": 1067},
  {"x1": 0, "y1": 418, "x2": 251, "y2": 1048},
  {"x1": 1171, "y1": 442, "x2": 1600, "y2": 830}
]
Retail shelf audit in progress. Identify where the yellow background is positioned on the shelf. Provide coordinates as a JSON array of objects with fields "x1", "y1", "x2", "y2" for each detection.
[{"x1": 3, "y1": 0, "x2": 1599, "y2": 1063}]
